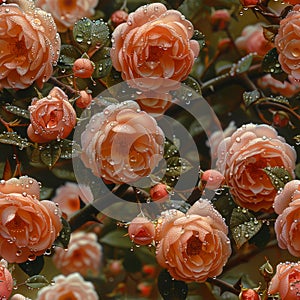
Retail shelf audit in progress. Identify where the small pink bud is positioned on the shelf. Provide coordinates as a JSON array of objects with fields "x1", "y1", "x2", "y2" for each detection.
[
  {"x1": 76, "y1": 90, "x2": 93, "y2": 109},
  {"x1": 110, "y1": 10, "x2": 129, "y2": 28},
  {"x1": 137, "y1": 282, "x2": 152, "y2": 297},
  {"x1": 239, "y1": 288, "x2": 261, "y2": 300},
  {"x1": 150, "y1": 184, "x2": 169, "y2": 201},
  {"x1": 240, "y1": 0, "x2": 260, "y2": 7},
  {"x1": 211, "y1": 9, "x2": 231, "y2": 31},
  {"x1": 272, "y1": 111, "x2": 290, "y2": 128},
  {"x1": 142, "y1": 264, "x2": 156, "y2": 277},
  {"x1": 128, "y1": 217, "x2": 155, "y2": 246},
  {"x1": 107, "y1": 260, "x2": 123, "y2": 276},
  {"x1": 73, "y1": 58, "x2": 95, "y2": 78},
  {"x1": 201, "y1": 169, "x2": 225, "y2": 190},
  {"x1": 0, "y1": 265, "x2": 13, "y2": 299}
]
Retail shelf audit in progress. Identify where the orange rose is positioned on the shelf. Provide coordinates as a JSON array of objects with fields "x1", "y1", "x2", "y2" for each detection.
[
  {"x1": 0, "y1": 176, "x2": 62, "y2": 263},
  {"x1": 275, "y1": 5, "x2": 300, "y2": 80},
  {"x1": 35, "y1": 0, "x2": 98, "y2": 32},
  {"x1": 37, "y1": 273, "x2": 98, "y2": 300},
  {"x1": 274, "y1": 180, "x2": 300, "y2": 256},
  {"x1": 110, "y1": 3, "x2": 200, "y2": 92},
  {"x1": 155, "y1": 200, "x2": 231, "y2": 282},
  {"x1": 53, "y1": 231, "x2": 102, "y2": 276},
  {"x1": 27, "y1": 87, "x2": 77, "y2": 143},
  {"x1": 235, "y1": 23, "x2": 273, "y2": 56},
  {"x1": 268, "y1": 262, "x2": 300, "y2": 300},
  {"x1": 216, "y1": 124, "x2": 296, "y2": 212},
  {"x1": 0, "y1": 0, "x2": 60, "y2": 90},
  {"x1": 81, "y1": 100, "x2": 165, "y2": 184}
]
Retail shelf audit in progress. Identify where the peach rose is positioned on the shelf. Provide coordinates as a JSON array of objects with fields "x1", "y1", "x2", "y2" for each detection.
[
  {"x1": 0, "y1": 176, "x2": 62, "y2": 263},
  {"x1": 110, "y1": 3, "x2": 200, "y2": 92},
  {"x1": 52, "y1": 182, "x2": 93, "y2": 219},
  {"x1": 155, "y1": 199, "x2": 231, "y2": 282},
  {"x1": 216, "y1": 124, "x2": 296, "y2": 212},
  {"x1": 235, "y1": 23, "x2": 273, "y2": 56},
  {"x1": 53, "y1": 231, "x2": 102, "y2": 276},
  {"x1": 275, "y1": 5, "x2": 300, "y2": 80},
  {"x1": 37, "y1": 273, "x2": 98, "y2": 300},
  {"x1": 0, "y1": 0, "x2": 60, "y2": 89},
  {"x1": 35, "y1": 0, "x2": 98, "y2": 32},
  {"x1": 273, "y1": 180, "x2": 300, "y2": 256},
  {"x1": 27, "y1": 87, "x2": 77, "y2": 143},
  {"x1": 0, "y1": 259, "x2": 13, "y2": 299},
  {"x1": 81, "y1": 100, "x2": 165, "y2": 184},
  {"x1": 268, "y1": 262, "x2": 300, "y2": 300},
  {"x1": 128, "y1": 217, "x2": 155, "y2": 245},
  {"x1": 257, "y1": 74, "x2": 300, "y2": 98}
]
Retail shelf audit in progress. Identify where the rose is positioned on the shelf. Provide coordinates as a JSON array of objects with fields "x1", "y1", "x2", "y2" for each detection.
[
  {"x1": 81, "y1": 100, "x2": 165, "y2": 184},
  {"x1": 210, "y1": 9, "x2": 231, "y2": 31},
  {"x1": 150, "y1": 183, "x2": 169, "y2": 201},
  {"x1": 273, "y1": 180, "x2": 300, "y2": 256},
  {"x1": 268, "y1": 262, "x2": 300, "y2": 300},
  {"x1": 52, "y1": 182, "x2": 93, "y2": 219},
  {"x1": 257, "y1": 74, "x2": 300, "y2": 98},
  {"x1": 0, "y1": 260, "x2": 13, "y2": 299},
  {"x1": 37, "y1": 273, "x2": 98, "y2": 300},
  {"x1": 35, "y1": 0, "x2": 98, "y2": 32},
  {"x1": 110, "y1": 3, "x2": 200, "y2": 92},
  {"x1": 200, "y1": 169, "x2": 225, "y2": 190},
  {"x1": 0, "y1": 176, "x2": 62, "y2": 263},
  {"x1": 275, "y1": 5, "x2": 300, "y2": 80},
  {"x1": 110, "y1": 10, "x2": 129, "y2": 28},
  {"x1": 53, "y1": 231, "x2": 102, "y2": 276},
  {"x1": 27, "y1": 87, "x2": 77, "y2": 143},
  {"x1": 73, "y1": 58, "x2": 95, "y2": 79},
  {"x1": 216, "y1": 123, "x2": 296, "y2": 212},
  {"x1": 0, "y1": 0, "x2": 60, "y2": 89},
  {"x1": 239, "y1": 288, "x2": 261, "y2": 300},
  {"x1": 235, "y1": 23, "x2": 273, "y2": 56},
  {"x1": 128, "y1": 217, "x2": 155, "y2": 245},
  {"x1": 155, "y1": 199, "x2": 231, "y2": 282}
]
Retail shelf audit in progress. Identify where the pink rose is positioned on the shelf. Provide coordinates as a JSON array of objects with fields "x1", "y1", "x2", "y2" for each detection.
[
  {"x1": 35, "y1": 0, "x2": 98, "y2": 32},
  {"x1": 0, "y1": 259, "x2": 13, "y2": 299},
  {"x1": 200, "y1": 169, "x2": 225, "y2": 190},
  {"x1": 0, "y1": 0, "x2": 60, "y2": 89},
  {"x1": 155, "y1": 200, "x2": 231, "y2": 282},
  {"x1": 53, "y1": 231, "x2": 102, "y2": 276},
  {"x1": 210, "y1": 9, "x2": 231, "y2": 31},
  {"x1": 27, "y1": 87, "x2": 77, "y2": 143},
  {"x1": 128, "y1": 217, "x2": 155, "y2": 245},
  {"x1": 52, "y1": 182, "x2": 93, "y2": 219},
  {"x1": 81, "y1": 101, "x2": 165, "y2": 184},
  {"x1": 235, "y1": 23, "x2": 273, "y2": 56},
  {"x1": 274, "y1": 180, "x2": 300, "y2": 256},
  {"x1": 269, "y1": 262, "x2": 300, "y2": 300},
  {"x1": 110, "y1": 3, "x2": 200, "y2": 92},
  {"x1": 0, "y1": 177, "x2": 62, "y2": 263},
  {"x1": 275, "y1": 5, "x2": 300, "y2": 80},
  {"x1": 37, "y1": 273, "x2": 98, "y2": 300},
  {"x1": 216, "y1": 124, "x2": 296, "y2": 212}
]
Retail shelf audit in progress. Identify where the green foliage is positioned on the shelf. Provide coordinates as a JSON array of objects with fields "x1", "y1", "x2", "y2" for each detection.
[
  {"x1": 25, "y1": 275, "x2": 50, "y2": 289},
  {"x1": 263, "y1": 166, "x2": 293, "y2": 190},
  {"x1": 19, "y1": 255, "x2": 45, "y2": 276},
  {"x1": 230, "y1": 207, "x2": 263, "y2": 249},
  {"x1": 100, "y1": 229, "x2": 132, "y2": 248},
  {"x1": 4, "y1": 105, "x2": 30, "y2": 119},
  {"x1": 235, "y1": 53, "x2": 255, "y2": 74},
  {"x1": 0, "y1": 132, "x2": 32, "y2": 149},
  {"x1": 54, "y1": 218, "x2": 71, "y2": 249},
  {"x1": 122, "y1": 250, "x2": 143, "y2": 273},
  {"x1": 243, "y1": 90, "x2": 261, "y2": 107},
  {"x1": 58, "y1": 45, "x2": 82, "y2": 67},
  {"x1": 91, "y1": 47, "x2": 112, "y2": 79}
]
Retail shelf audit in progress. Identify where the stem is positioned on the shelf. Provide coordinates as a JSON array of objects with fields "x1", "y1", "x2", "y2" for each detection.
[
  {"x1": 49, "y1": 76, "x2": 77, "y2": 94},
  {"x1": 207, "y1": 277, "x2": 240, "y2": 296}
]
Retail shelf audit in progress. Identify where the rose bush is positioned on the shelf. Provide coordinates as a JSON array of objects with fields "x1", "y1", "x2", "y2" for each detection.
[
  {"x1": 0, "y1": 177, "x2": 62, "y2": 263},
  {"x1": 81, "y1": 100, "x2": 165, "y2": 184},
  {"x1": 216, "y1": 123, "x2": 296, "y2": 212},
  {"x1": 155, "y1": 200, "x2": 231, "y2": 282},
  {"x1": 35, "y1": 0, "x2": 98, "y2": 32},
  {"x1": 0, "y1": 0, "x2": 60, "y2": 89},
  {"x1": 27, "y1": 86, "x2": 77, "y2": 143},
  {"x1": 110, "y1": 3, "x2": 199, "y2": 92}
]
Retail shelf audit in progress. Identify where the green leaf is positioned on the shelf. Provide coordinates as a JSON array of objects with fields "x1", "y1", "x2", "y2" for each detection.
[
  {"x1": 163, "y1": 140, "x2": 180, "y2": 160},
  {"x1": 52, "y1": 166, "x2": 76, "y2": 181},
  {"x1": 58, "y1": 45, "x2": 82, "y2": 67},
  {"x1": 39, "y1": 187, "x2": 54, "y2": 200},
  {"x1": 230, "y1": 207, "x2": 262, "y2": 249},
  {"x1": 236, "y1": 53, "x2": 254, "y2": 74},
  {"x1": 0, "y1": 132, "x2": 32, "y2": 149},
  {"x1": 19, "y1": 255, "x2": 44, "y2": 276},
  {"x1": 262, "y1": 48, "x2": 283, "y2": 75},
  {"x1": 243, "y1": 90, "x2": 261, "y2": 107},
  {"x1": 100, "y1": 229, "x2": 132, "y2": 248},
  {"x1": 53, "y1": 218, "x2": 71, "y2": 249},
  {"x1": 105, "y1": 67, "x2": 123, "y2": 88},
  {"x1": 25, "y1": 275, "x2": 49, "y2": 289},
  {"x1": 165, "y1": 0, "x2": 185, "y2": 9},
  {"x1": 40, "y1": 144, "x2": 61, "y2": 168},
  {"x1": 91, "y1": 47, "x2": 112, "y2": 78},
  {"x1": 73, "y1": 17, "x2": 110, "y2": 52},
  {"x1": 165, "y1": 157, "x2": 193, "y2": 177},
  {"x1": 59, "y1": 139, "x2": 81, "y2": 159},
  {"x1": 158, "y1": 269, "x2": 188, "y2": 300},
  {"x1": 4, "y1": 105, "x2": 30, "y2": 119},
  {"x1": 263, "y1": 166, "x2": 293, "y2": 190},
  {"x1": 192, "y1": 30, "x2": 206, "y2": 52},
  {"x1": 182, "y1": 76, "x2": 201, "y2": 95},
  {"x1": 123, "y1": 251, "x2": 142, "y2": 273}
]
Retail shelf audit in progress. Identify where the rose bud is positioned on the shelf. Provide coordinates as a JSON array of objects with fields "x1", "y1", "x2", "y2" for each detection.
[
  {"x1": 137, "y1": 282, "x2": 152, "y2": 298},
  {"x1": 211, "y1": 9, "x2": 231, "y2": 31},
  {"x1": 200, "y1": 169, "x2": 225, "y2": 190},
  {"x1": 240, "y1": 0, "x2": 260, "y2": 7},
  {"x1": 73, "y1": 58, "x2": 95, "y2": 78},
  {"x1": 128, "y1": 217, "x2": 155, "y2": 246},
  {"x1": 142, "y1": 264, "x2": 156, "y2": 277},
  {"x1": 76, "y1": 90, "x2": 93, "y2": 109},
  {"x1": 272, "y1": 111, "x2": 290, "y2": 128},
  {"x1": 239, "y1": 288, "x2": 261, "y2": 300},
  {"x1": 107, "y1": 260, "x2": 123, "y2": 276},
  {"x1": 150, "y1": 183, "x2": 169, "y2": 201},
  {"x1": 110, "y1": 10, "x2": 128, "y2": 28}
]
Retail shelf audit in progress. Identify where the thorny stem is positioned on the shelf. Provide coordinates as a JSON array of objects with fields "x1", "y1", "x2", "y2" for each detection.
[{"x1": 49, "y1": 76, "x2": 77, "y2": 95}]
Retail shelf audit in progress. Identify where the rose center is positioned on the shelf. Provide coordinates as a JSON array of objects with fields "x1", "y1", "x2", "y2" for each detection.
[
  {"x1": 289, "y1": 270, "x2": 300, "y2": 292},
  {"x1": 60, "y1": 291, "x2": 76, "y2": 300},
  {"x1": 7, "y1": 215, "x2": 25, "y2": 230},
  {"x1": 59, "y1": 0, "x2": 77, "y2": 11},
  {"x1": 147, "y1": 46, "x2": 165, "y2": 62},
  {"x1": 186, "y1": 235, "x2": 201, "y2": 256}
]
